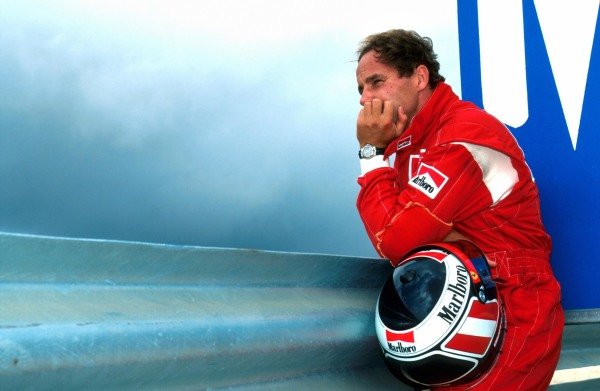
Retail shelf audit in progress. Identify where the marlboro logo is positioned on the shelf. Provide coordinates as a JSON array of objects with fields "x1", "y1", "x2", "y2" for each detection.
[
  {"x1": 409, "y1": 163, "x2": 449, "y2": 199},
  {"x1": 386, "y1": 330, "x2": 417, "y2": 353},
  {"x1": 386, "y1": 329, "x2": 415, "y2": 343}
]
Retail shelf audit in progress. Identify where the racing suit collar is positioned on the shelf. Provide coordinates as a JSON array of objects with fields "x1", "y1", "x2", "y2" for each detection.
[{"x1": 384, "y1": 82, "x2": 459, "y2": 158}]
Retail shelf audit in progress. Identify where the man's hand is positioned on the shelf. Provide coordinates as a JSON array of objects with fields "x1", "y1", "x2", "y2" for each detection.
[
  {"x1": 444, "y1": 230, "x2": 497, "y2": 268},
  {"x1": 357, "y1": 99, "x2": 408, "y2": 148}
]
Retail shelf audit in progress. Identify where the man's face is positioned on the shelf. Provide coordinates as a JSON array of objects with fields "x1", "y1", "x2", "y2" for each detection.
[{"x1": 356, "y1": 50, "x2": 420, "y2": 122}]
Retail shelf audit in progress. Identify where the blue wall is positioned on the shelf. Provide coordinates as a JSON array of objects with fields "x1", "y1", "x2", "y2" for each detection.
[{"x1": 458, "y1": 1, "x2": 599, "y2": 310}]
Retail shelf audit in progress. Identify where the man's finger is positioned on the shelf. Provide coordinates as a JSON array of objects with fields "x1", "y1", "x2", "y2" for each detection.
[
  {"x1": 383, "y1": 100, "x2": 394, "y2": 118},
  {"x1": 371, "y1": 99, "x2": 383, "y2": 114}
]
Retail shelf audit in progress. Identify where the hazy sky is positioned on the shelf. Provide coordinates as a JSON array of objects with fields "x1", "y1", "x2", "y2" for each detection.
[{"x1": 0, "y1": 0, "x2": 460, "y2": 257}]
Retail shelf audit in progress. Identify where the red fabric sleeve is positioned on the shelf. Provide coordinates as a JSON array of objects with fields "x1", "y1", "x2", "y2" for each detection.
[
  {"x1": 357, "y1": 144, "x2": 493, "y2": 265},
  {"x1": 375, "y1": 203, "x2": 452, "y2": 266}
]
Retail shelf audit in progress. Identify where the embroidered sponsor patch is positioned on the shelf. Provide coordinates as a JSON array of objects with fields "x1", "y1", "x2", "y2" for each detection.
[
  {"x1": 396, "y1": 135, "x2": 412, "y2": 151},
  {"x1": 408, "y1": 163, "x2": 449, "y2": 199}
]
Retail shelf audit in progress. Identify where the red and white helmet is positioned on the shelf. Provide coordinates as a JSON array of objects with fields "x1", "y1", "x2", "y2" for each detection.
[{"x1": 375, "y1": 240, "x2": 505, "y2": 388}]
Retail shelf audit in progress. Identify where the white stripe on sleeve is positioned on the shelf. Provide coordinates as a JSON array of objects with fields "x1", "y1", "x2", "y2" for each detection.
[{"x1": 454, "y1": 142, "x2": 519, "y2": 204}]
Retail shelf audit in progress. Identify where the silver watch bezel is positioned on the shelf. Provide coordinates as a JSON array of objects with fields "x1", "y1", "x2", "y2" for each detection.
[{"x1": 359, "y1": 144, "x2": 377, "y2": 159}]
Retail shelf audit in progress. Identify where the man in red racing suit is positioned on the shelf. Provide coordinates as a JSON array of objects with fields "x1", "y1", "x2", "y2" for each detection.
[{"x1": 355, "y1": 30, "x2": 563, "y2": 390}]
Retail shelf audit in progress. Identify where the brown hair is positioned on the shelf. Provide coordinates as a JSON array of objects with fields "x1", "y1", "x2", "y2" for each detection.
[{"x1": 357, "y1": 29, "x2": 445, "y2": 88}]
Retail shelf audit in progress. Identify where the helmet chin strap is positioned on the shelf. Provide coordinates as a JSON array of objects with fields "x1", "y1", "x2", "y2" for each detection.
[{"x1": 437, "y1": 240, "x2": 497, "y2": 303}]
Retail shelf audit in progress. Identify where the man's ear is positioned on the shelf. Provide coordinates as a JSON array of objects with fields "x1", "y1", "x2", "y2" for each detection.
[{"x1": 414, "y1": 64, "x2": 430, "y2": 91}]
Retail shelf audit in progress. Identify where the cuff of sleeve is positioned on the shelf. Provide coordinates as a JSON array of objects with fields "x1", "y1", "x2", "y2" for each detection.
[{"x1": 359, "y1": 155, "x2": 390, "y2": 175}]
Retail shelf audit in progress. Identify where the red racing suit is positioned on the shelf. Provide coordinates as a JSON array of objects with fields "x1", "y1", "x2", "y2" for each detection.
[{"x1": 357, "y1": 83, "x2": 563, "y2": 390}]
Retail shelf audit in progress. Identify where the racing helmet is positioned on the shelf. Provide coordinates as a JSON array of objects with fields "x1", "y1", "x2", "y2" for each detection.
[{"x1": 375, "y1": 240, "x2": 505, "y2": 389}]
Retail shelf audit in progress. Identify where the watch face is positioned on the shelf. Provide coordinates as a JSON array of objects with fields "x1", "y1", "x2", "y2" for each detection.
[{"x1": 361, "y1": 144, "x2": 376, "y2": 158}]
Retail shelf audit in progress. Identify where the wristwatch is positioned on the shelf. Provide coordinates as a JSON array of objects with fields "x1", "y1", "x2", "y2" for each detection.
[{"x1": 359, "y1": 144, "x2": 385, "y2": 159}]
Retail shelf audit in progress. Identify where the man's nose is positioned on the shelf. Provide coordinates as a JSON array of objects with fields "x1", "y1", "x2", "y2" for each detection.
[{"x1": 359, "y1": 91, "x2": 370, "y2": 106}]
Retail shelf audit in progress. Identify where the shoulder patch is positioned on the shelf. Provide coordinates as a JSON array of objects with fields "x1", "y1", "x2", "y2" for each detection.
[{"x1": 408, "y1": 163, "x2": 449, "y2": 199}]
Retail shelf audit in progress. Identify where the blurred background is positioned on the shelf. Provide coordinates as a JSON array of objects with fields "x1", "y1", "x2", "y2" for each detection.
[{"x1": 0, "y1": 0, "x2": 460, "y2": 257}]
